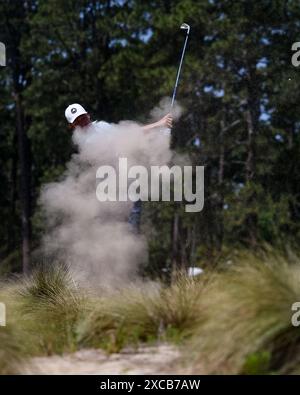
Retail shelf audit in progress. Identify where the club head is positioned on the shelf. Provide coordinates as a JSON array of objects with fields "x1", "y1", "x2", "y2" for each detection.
[{"x1": 180, "y1": 23, "x2": 190, "y2": 33}]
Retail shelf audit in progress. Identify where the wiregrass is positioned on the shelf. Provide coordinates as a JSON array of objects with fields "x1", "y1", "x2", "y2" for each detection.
[
  {"x1": 188, "y1": 253, "x2": 300, "y2": 374},
  {"x1": 0, "y1": 251, "x2": 300, "y2": 374}
]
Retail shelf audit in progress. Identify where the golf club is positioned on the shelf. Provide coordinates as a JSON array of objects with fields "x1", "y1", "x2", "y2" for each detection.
[{"x1": 171, "y1": 23, "x2": 190, "y2": 110}]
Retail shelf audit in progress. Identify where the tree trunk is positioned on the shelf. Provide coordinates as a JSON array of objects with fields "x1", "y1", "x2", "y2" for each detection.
[
  {"x1": 171, "y1": 211, "x2": 179, "y2": 273},
  {"x1": 8, "y1": 128, "x2": 18, "y2": 252},
  {"x1": 15, "y1": 92, "x2": 31, "y2": 274},
  {"x1": 245, "y1": 64, "x2": 259, "y2": 182},
  {"x1": 245, "y1": 108, "x2": 256, "y2": 182},
  {"x1": 244, "y1": 72, "x2": 260, "y2": 245},
  {"x1": 217, "y1": 118, "x2": 225, "y2": 249}
]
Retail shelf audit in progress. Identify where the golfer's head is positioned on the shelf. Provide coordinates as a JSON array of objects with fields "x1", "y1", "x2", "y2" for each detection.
[{"x1": 65, "y1": 103, "x2": 91, "y2": 129}]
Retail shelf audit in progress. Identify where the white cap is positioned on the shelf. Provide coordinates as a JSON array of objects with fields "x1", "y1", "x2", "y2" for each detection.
[{"x1": 65, "y1": 103, "x2": 87, "y2": 123}]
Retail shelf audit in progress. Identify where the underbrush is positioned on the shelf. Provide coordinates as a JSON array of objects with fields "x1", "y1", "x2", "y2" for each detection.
[{"x1": 1, "y1": 251, "x2": 300, "y2": 374}]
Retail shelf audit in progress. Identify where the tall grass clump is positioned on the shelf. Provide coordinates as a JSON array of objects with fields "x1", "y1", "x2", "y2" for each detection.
[
  {"x1": 15, "y1": 263, "x2": 88, "y2": 356},
  {"x1": 0, "y1": 325, "x2": 25, "y2": 374},
  {"x1": 0, "y1": 281, "x2": 34, "y2": 373},
  {"x1": 189, "y1": 253, "x2": 300, "y2": 374},
  {"x1": 0, "y1": 285, "x2": 27, "y2": 374},
  {"x1": 77, "y1": 275, "x2": 206, "y2": 352},
  {"x1": 0, "y1": 264, "x2": 89, "y2": 373}
]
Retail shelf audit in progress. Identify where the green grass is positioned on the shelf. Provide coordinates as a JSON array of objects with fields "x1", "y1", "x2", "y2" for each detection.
[
  {"x1": 188, "y1": 252, "x2": 300, "y2": 374},
  {"x1": 0, "y1": 264, "x2": 87, "y2": 372},
  {"x1": 77, "y1": 276, "x2": 205, "y2": 352},
  {"x1": 1, "y1": 251, "x2": 300, "y2": 374},
  {"x1": 16, "y1": 264, "x2": 87, "y2": 355}
]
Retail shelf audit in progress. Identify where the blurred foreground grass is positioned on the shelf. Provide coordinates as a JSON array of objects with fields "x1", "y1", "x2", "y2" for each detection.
[{"x1": 1, "y1": 250, "x2": 300, "y2": 374}]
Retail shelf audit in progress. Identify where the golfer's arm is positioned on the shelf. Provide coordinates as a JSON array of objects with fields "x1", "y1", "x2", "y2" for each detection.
[{"x1": 141, "y1": 121, "x2": 160, "y2": 133}]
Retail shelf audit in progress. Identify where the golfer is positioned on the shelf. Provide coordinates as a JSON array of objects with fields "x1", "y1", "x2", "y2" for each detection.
[
  {"x1": 65, "y1": 103, "x2": 173, "y2": 232},
  {"x1": 65, "y1": 103, "x2": 172, "y2": 131}
]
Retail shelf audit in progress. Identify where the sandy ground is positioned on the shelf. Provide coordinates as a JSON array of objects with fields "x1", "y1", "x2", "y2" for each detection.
[{"x1": 22, "y1": 344, "x2": 181, "y2": 375}]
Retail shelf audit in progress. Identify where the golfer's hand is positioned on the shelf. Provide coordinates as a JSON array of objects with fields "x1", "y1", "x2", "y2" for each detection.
[{"x1": 157, "y1": 113, "x2": 173, "y2": 129}]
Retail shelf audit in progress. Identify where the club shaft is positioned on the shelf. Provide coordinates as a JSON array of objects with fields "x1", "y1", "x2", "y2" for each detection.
[{"x1": 171, "y1": 30, "x2": 190, "y2": 109}]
